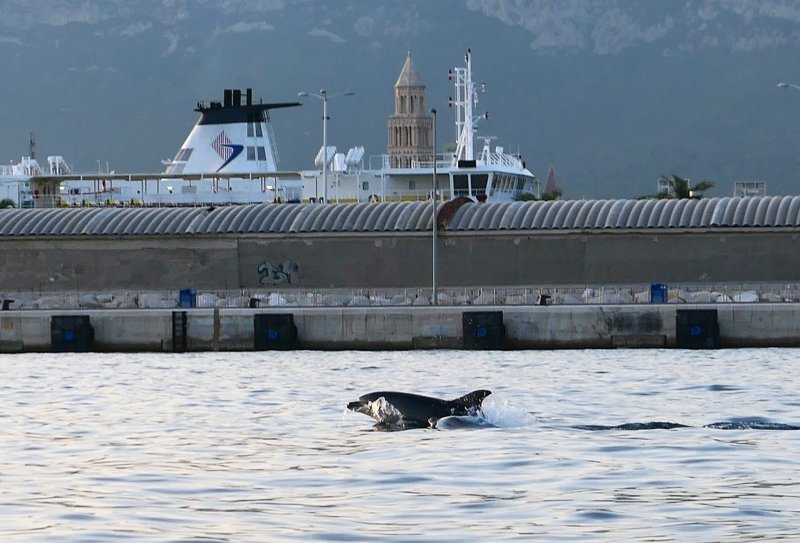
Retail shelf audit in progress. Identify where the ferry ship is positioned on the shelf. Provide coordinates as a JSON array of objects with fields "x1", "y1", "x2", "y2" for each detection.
[
  {"x1": 296, "y1": 49, "x2": 539, "y2": 204},
  {"x1": 1, "y1": 50, "x2": 539, "y2": 208}
]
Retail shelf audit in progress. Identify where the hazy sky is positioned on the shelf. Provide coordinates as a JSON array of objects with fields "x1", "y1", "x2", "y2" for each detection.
[{"x1": 1, "y1": 0, "x2": 800, "y2": 198}]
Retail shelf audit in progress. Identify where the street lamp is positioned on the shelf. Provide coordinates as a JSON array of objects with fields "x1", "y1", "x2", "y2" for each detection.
[
  {"x1": 778, "y1": 82, "x2": 800, "y2": 92},
  {"x1": 298, "y1": 89, "x2": 354, "y2": 203},
  {"x1": 431, "y1": 108, "x2": 438, "y2": 306}
]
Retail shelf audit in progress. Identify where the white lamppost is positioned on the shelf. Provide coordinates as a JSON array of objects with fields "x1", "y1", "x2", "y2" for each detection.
[
  {"x1": 778, "y1": 82, "x2": 800, "y2": 92},
  {"x1": 431, "y1": 108, "x2": 439, "y2": 306},
  {"x1": 298, "y1": 90, "x2": 354, "y2": 203}
]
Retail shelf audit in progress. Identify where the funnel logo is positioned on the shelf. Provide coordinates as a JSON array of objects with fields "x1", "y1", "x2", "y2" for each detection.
[{"x1": 211, "y1": 130, "x2": 244, "y2": 171}]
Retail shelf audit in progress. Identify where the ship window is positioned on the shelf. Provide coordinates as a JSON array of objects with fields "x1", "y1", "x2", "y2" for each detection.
[
  {"x1": 255, "y1": 123, "x2": 263, "y2": 137},
  {"x1": 495, "y1": 175, "x2": 506, "y2": 192},
  {"x1": 471, "y1": 174, "x2": 489, "y2": 190},
  {"x1": 247, "y1": 122, "x2": 254, "y2": 137},
  {"x1": 409, "y1": 180, "x2": 416, "y2": 190},
  {"x1": 257, "y1": 146, "x2": 267, "y2": 161},
  {"x1": 491, "y1": 175, "x2": 501, "y2": 192},
  {"x1": 247, "y1": 146, "x2": 256, "y2": 160},
  {"x1": 175, "y1": 148, "x2": 193, "y2": 162},
  {"x1": 362, "y1": 181, "x2": 369, "y2": 190}
]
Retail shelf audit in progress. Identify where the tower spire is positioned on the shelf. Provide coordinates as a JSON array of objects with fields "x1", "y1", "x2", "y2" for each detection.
[
  {"x1": 387, "y1": 52, "x2": 433, "y2": 168},
  {"x1": 395, "y1": 52, "x2": 424, "y2": 88}
]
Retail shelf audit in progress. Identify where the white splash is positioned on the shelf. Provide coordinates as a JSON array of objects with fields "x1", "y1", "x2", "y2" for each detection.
[
  {"x1": 480, "y1": 394, "x2": 536, "y2": 428},
  {"x1": 368, "y1": 396, "x2": 403, "y2": 424}
]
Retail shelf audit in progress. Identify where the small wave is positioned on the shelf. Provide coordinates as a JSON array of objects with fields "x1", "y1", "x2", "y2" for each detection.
[
  {"x1": 574, "y1": 422, "x2": 689, "y2": 431},
  {"x1": 707, "y1": 384, "x2": 740, "y2": 392},
  {"x1": 704, "y1": 417, "x2": 800, "y2": 430},
  {"x1": 572, "y1": 417, "x2": 800, "y2": 431}
]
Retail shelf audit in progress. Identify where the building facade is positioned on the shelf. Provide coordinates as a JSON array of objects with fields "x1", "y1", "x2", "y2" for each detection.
[{"x1": 387, "y1": 53, "x2": 434, "y2": 168}]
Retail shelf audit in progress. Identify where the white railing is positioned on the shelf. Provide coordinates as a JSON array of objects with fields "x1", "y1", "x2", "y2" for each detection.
[
  {"x1": 369, "y1": 153, "x2": 452, "y2": 171},
  {"x1": 413, "y1": 157, "x2": 453, "y2": 169},
  {"x1": 482, "y1": 152, "x2": 523, "y2": 169},
  {"x1": 369, "y1": 189, "x2": 450, "y2": 202},
  {"x1": 2, "y1": 283, "x2": 800, "y2": 310},
  {"x1": 368, "y1": 152, "x2": 525, "y2": 171}
]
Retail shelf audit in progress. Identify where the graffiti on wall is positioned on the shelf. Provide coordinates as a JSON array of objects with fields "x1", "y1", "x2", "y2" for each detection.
[{"x1": 258, "y1": 259, "x2": 299, "y2": 285}]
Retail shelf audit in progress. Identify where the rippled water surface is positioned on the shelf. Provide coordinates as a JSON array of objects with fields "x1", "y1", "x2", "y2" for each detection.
[{"x1": 2, "y1": 349, "x2": 800, "y2": 541}]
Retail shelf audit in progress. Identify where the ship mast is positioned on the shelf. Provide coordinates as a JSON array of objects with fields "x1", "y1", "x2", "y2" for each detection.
[{"x1": 450, "y1": 49, "x2": 479, "y2": 165}]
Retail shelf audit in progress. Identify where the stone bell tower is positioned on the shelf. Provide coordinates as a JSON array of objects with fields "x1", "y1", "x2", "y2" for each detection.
[{"x1": 387, "y1": 53, "x2": 433, "y2": 168}]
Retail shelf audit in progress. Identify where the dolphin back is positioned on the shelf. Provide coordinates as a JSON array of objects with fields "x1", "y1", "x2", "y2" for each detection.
[
  {"x1": 357, "y1": 391, "x2": 449, "y2": 422},
  {"x1": 347, "y1": 389, "x2": 492, "y2": 427},
  {"x1": 446, "y1": 389, "x2": 492, "y2": 416}
]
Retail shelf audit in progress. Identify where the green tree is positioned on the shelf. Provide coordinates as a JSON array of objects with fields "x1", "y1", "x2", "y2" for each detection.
[
  {"x1": 542, "y1": 189, "x2": 562, "y2": 201},
  {"x1": 513, "y1": 192, "x2": 539, "y2": 201},
  {"x1": 658, "y1": 174, "x2": 714, "y2": 199},
  {"x1": 0, "y1": 198, "x2": 16, "y2": 209}
]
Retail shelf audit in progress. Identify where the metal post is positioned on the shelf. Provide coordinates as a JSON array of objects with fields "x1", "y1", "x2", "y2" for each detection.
[
  {"x1": 431, "y1": 108, "x2": 439, "y2": 306},
  {"x1": 321, "y1": 90, "x2": 328, "y2": 203},
  {"x1": 299, "y1": 90, "x2": 353, "y2": 204}
]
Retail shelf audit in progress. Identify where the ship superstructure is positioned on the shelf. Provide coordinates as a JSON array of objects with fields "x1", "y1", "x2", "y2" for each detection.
[
  {"x1": 164, "y1": 88, "x2": 299, "y2": 175},
  {"x1": 14, "y1": 89, "x2": 303, "y2": 207},
  {"x1": 300, "y1": 49, "x2": 539, "y2": 203},
  {"x1": 7, "y1": 51, "x2": 537, "y2": 208}
]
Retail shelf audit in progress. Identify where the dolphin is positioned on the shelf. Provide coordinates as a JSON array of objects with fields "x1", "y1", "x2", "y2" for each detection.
[{"x1": 347, "y1": 389, "x2": 492, "y2": 430}]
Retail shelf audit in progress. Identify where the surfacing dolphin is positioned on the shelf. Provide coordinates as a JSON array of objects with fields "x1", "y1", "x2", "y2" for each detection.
[{"x1": 347, "y1": 390, "x2": 492, "y2": 430}]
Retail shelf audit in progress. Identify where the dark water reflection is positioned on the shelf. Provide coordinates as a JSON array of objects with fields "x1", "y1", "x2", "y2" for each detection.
[{"x1": 1, "y1": 348, "x2": 800, "y2": 541}]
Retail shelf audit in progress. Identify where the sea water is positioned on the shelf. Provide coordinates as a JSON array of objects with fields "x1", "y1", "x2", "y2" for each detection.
[{"x1": 2, "y1": 348, "x2": 799, "y2": 541}]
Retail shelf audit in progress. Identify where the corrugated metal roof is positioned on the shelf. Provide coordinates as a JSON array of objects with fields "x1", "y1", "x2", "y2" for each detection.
[
  {"x1": 448, "y1": 196, "x2": 800, "y2": 230},
  {"x1": 2, "y1": 196, "x2": 800, "y2": 236}
]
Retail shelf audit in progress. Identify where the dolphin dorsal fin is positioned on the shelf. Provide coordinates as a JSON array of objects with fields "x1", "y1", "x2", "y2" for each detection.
[{"x1": 448, "y1": 389, "x2": 492, "y2": 413}]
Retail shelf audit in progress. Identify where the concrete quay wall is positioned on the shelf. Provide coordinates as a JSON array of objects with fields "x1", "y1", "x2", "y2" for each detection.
[
  {"x1": 1, "y1": 303, "x2": 799, "y2": 352},
  {"x1": 2, "y1": 228, "x2": 800, "y2": 292}
]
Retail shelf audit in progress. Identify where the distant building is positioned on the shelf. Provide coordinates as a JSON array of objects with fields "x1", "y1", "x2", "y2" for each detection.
[
  {"x1": 733, "y1": 181, "x2": 767, "y2": 198},
  {"x1": 543, "y1": 165, "x2": 562, "y2": 198},
  {"x1": 657, "y1": 177, "x2": 674, "y2": 197},
  {"x1": 387, "y1": 53, "x2": 433, "y2": 168}
]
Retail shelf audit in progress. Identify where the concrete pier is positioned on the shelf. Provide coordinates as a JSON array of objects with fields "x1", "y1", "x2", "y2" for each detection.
[{"x1": 1, "y1": 303, "x2": 798, "y2": 352}]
